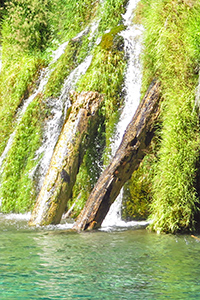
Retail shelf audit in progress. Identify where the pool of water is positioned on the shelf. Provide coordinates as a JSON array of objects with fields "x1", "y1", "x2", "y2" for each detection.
[{"x1": 0, "y1": 214, "x2": 200, "y2": 299}]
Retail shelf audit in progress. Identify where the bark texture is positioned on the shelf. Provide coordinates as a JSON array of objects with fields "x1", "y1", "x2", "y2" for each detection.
[
  {"x1": 73, "y1": 80, "x2": 161, "y2": 231},
  {"x1": 29, "y1": 91, "x2": 103, "y2": 226}
]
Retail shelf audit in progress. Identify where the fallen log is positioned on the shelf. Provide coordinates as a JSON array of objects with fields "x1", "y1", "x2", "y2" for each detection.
[
  {"x1": 73, "y1": 80, "x2": 161, "y2": 231},
  {"x1": 29, "y1": 91, "x2": 103, "y2": 226}
]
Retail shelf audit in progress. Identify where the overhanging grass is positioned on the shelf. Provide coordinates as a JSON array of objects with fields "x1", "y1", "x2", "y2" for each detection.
[
  {"x1": 0, "y1": 0, "x2": 100, "y2": 213},
  {"x1": 139, "y1": 0, "x2": 200, "y2": 233},
  {"x1": 0, "y1": 96, "x2": 45, "y2": 212},
  {"x1": 0, "y1": 54, "x2": 43, "y2": 155},
  {"x1": 70, "y1": 25, "x2": 126, "y2": 214}
]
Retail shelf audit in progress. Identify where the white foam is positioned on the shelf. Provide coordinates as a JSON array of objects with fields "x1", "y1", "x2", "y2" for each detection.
[
  {"x1": 33, "y1": 55, "x2": 93, "y2": 192},
  {"x1": 3, "y1": 212, "x2": 31, "y2": 221},
  {"x1": 102, "y1": 0, "x2": 144, "y2": 229}
]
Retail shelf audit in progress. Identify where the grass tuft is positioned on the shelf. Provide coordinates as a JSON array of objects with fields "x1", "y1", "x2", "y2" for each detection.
[{"x1": 138, "y1": 0, "x2": 200, "y2": 233}]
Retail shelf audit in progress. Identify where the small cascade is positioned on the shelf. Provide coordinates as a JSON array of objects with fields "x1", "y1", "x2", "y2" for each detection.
[
  {"x1": 30, "y1": 18, "x2": 102, "y2": 194},
  {"x1": 101, "y1": 0, "x2": 145, "y2": 229},
  {"x1": 0, "y1": 41, "x2": 70, "y2": 175},
  {"x1": 0, "y1": 69, "x2": 48, "y2": 174},
  {"x1": 33, "y1": 55, "x2": 93, "y2": 190},
  {"x1": 0, "y1": 23, "x2": 95, "y2": 176},
  {"x1": 0, "y1": 24, "x2": 94, "y2": 183},
  {"x1": 101, "y1": 190, "x2": 149, "y2": 231}
]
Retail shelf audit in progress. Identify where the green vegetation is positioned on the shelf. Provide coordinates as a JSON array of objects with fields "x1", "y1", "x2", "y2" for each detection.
[
  {"x1": 0, "y1": 0, "x2": 99, "y2": 156},
  {"x1": 4, "y1": 0, "x2": 52, "y2": 53},
  {"x1": 50, "y1": 0, "x2": 98, "y2": 42},
  {"x1": 1, "y1": 0, "x2": 200, "y2": 234},
  {"x1": 0, "y1": 96, "x2": 45, "y2": 212},
  {"x1": 138, "y1": 0, "x2": 200, "y2": 233},
  {"x1": 44, "y1": 39, "x2": 86, "y2": 98},
  {"x1": 0, "y1": 0, "x2": 128, "y2": 213},
  {"x1": 70, "y1": 25, "x2": 126, "y2": 214},
  {"x1": 98, "y1": 0, "x2": 128, "y2": 33},
  {"x1": 0, "y1": 0, "x2": 52, "y2": 156},
  {"x1": 0, "y1": 55, "x2": 41, "y2": 155},
  {"x1": 122, "y1": 155, "x2": 155, "y2": 221}
]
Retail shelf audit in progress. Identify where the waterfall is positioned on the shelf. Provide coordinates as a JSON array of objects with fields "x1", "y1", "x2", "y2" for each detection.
[
  {"x1": 0, "y1": 41, "x2": 70, "y2": 175},
  {"x1": 33, "y1": 55, "x2": 93, "y2": 191},
  {"x1": 0, "y1": 69, "x2": 49, "y2": 177},
  {"x1": 29, "y1": 22, "x2": 101, "y2": 191},
  {"x1": 101, "y1": 0, "x2": 146, "y2": 229},
  {"x1": 0, "y1": 24, "x2": 94, "y2": 177},
  {"x1": 0, "y1": 0, "x2": 149, "y2": 228}
]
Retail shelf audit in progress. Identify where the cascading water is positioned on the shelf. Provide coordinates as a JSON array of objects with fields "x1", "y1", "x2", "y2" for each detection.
[
  {"x1": 28, "y1": 16, "x2": 109, "y2": 193},
  {"x1": 32, "y1": 55, "x2": 93, "y2": 191},
  {"x1": 0, "y1": 24, "x2": 96, "y2": 205},
  {"x1": 101, "y1": 0, "x2": 148, "y2": 229},
  {"x1": 0, "y1": 23, "x2": 94, "y2": 177},
  {"x1": 0, "y1": 0, "x2": 107, "y2": 218},
  {"x1": 0, "y1": 42, "x2": 70, "y2": 175},
  {"x1": 0, "y1": 0, "x2": 148, "y2": 228},
  {"x1": 0, "y1": 43, "x2": 73, "y2": 206}
]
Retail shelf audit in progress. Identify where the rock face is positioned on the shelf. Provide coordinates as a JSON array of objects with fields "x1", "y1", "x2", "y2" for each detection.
[
  {"x1": 73, "y1": 81, "x2": 161, "y2": 231},
  {"x1": 29, "y1": 91, "x2": 103, "y2": 226}
]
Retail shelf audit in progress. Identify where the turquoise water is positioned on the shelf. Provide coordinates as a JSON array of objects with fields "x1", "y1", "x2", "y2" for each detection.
[{"x1": 0, "y1": 215, "x2": 200, "y2": 299}]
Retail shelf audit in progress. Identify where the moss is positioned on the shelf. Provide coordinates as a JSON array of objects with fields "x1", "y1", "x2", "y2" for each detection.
[
  {"x1": 51, "y1": 0, "x2": 99, "y2": 43},
  {"x1": 77, "y1": 26, "x2": 126, "y2": 117},
  {"x1": 0, "y1": 95, "x2": 45, "y2": 213},
  {"x1": 68, "y1": 24, "x2": 126, "y2": 211},
  {"x1": 97, "y1": 0, "x2": 129, "y2": 34},
  {"x1": 3, "y1": 0, "x2": 53, "y2": 53},
  {"x1": 70, "y1": 111, "x2": 106, "y2": 217},
  {"x1": 122, "y1": 152, "x2": 156, "y2": 221},
  {"x1": 103, "y1": 110, "x2": 119, "y2": 165},
  {"x1": 122, "y1": 168, "x2": 151, "y2": 221},
  {"x1": 140, "y1": 0, "x2": 200, "y2": 233},
  {"x1": 44, "y1": 39, "x2": 81, "y2": 98},
  {"x1": 100, "y1": 25, "x2": 125, "y2": 51},
  {"x1": 0, "y1": 56, "x2": 44, "y2": 156}
]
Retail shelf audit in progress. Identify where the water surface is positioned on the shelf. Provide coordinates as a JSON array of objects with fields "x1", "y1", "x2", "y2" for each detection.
[{"x1": 0, "y1": 215, "x2": 200, "y2": 299}]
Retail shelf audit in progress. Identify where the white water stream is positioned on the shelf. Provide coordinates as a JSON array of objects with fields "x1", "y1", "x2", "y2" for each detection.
[
  {"x1": 0, "y1": 29, "x2": 94, "y2": 210},
  {"x1": 0, "y1": 42, "x2": 70, "y2": 175},
  {"x1": 0, "y1": 26, "x2": 93, "y2": 177},
  {"x1": 0, "y1": 0, "x2": 149, "y2": 230},
  {"x1": 32, "y1": 55, "x2": 93, "y2": 191},
  {"x1": 101, "y1": 0, "x2": 148, "y2": 230}
]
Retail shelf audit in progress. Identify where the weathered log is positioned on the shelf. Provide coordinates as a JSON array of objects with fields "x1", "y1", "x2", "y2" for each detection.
[
  {"x1": 73, "y1": 80, "x2": 161, "y2": 231},
  {"x1": 29, "y1": 91, "x2": 103, "y2": 226}
]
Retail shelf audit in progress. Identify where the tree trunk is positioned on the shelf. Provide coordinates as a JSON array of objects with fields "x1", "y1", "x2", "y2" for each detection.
[
  {"x1": 29, "y1": 91, "x2": 103, "y2": 226},
  {"x1": 73, "y1": 80, "x2": 161, "y2": 231}
]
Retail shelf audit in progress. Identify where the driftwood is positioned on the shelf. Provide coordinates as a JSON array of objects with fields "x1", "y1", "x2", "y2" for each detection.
[
  {"x1": 73, "y1": 80, "x2": 161, "y2": 231},
  {"x1": 29, "y1": 91, "x2": 103, "y2": 226}
]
